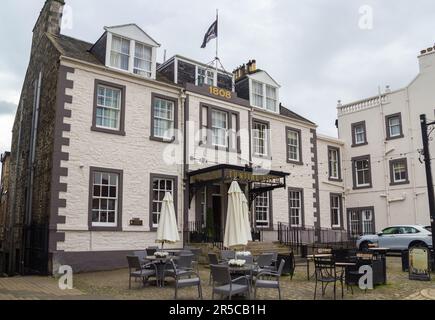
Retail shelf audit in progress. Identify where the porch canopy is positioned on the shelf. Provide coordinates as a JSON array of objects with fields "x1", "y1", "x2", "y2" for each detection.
[{"x1": 187, "y1": 164, "x2": 290, "y2": 204}]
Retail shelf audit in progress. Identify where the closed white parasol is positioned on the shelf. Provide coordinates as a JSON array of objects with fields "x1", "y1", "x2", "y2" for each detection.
[
  {"x1": 155, "y1": 192, "x2": 180, "y2": 248},
  {"x1": 223, "y1": 181, "x2": 253, "y2": 249}
]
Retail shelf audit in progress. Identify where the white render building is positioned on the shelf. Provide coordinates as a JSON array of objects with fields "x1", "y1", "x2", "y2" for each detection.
[{"x1": 337, "y1": 46, "x2": 435, "y2": 238}]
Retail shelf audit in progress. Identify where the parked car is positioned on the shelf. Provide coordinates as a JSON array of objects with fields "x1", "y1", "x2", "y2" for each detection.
[{"x1": 356, "y1": 225, "x2": 432, "y2": 251}]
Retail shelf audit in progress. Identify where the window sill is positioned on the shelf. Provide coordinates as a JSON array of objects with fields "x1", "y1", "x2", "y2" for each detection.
[
  {"x1": 287, "y1": 159, "x2": 303, "y2": 165},
  {"x1": 353, "y1": 184, "x2": 372, "y2": 190},
  {"x1": 150, "y1": 136, "x2": 177, "y2": 144},
  {"x1": 328, "y1": 177, "x2": 343, "y2": 182},
  {"x1": 351, "y1": 142, "x2": 368, "y2": 148},
  {"x1": 390, "y1": 180, "x2": 410, "y2": 186},
  {"x1": 89, "y1": 225, "x2": 122, "y2": 232},
  {"x1": 91, "y1": 126, "x2": 126, "y2": 136},
  {"x1": 386, "y1": 135, "x2": 404, "y2": 141}
]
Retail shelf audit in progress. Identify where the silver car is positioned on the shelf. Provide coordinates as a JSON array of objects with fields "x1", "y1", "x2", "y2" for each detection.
[{"x1": 356, "y1": 225, "x2": 432, "y2": 251}]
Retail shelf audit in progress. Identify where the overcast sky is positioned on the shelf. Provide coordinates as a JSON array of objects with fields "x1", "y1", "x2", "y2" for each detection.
[{"x1": 1, "y1": 0, "x2": 435, "y2": 160}]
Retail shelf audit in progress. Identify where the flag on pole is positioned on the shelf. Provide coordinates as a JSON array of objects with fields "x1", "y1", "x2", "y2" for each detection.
[{"x1": 200, "y1": 19, "x2": 218, "y2": 48}]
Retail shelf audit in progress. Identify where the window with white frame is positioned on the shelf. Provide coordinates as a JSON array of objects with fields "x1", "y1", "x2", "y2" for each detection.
[
  {"x1": 330, "y1": 194, "x2": 341, "y2": 228},
  {"x1": 197, "y1": 67, "x2": 214, "y2": 86},
  {"x1": 91, "y1": 171, "x2": 119, "y2": 227},
  {"x1": 352, "y1": 122, "x2": 366, "y2": 145},
  {"x1": 386, "y1": 114, "x2": 402, "y2": 139},
  {"x1": 254, "y1": 191, "x2": 270, "y2": 228},
  {"x1": 152, "y1": 178, "x2": 174, "y2": 228},
  {"x1": 110, "y1": 35, "x2": 130, "y2": 71},
  {"x1": 153, "y1": 97, "x2": 175, "y2": 139},
  {"x1": 253, "y1": 121, "x2": 268, "y2": 157},
  {"x1": 354, "y1": 157, "x2": 371, "y2": 188},
  {"x1": 289, "y1": 190, "x2": 303, "y2": 227},
  {"x1": 211, "y1": 110, "x2": 228, "y2": 147},
  {"x1": 96, "y1": 85, "x2": 121, "y2": 130},
  {"x1": 328, "y1": 147, "x2": 340, "y2": 179},
  {"x1": 266, "y1": 85, "x2": 277, "y2": 112},
  {"x1": 287, "y1": 129, "x2": 300, "y2": 162},
  {"x1": 134, "y1": 42, "x2": 152, "y2": 78},
  {"x1": 252, "y1": 81, "x2": 264, "y2": 108},
  {"x1": 390, "y1": 159, "x2": 408, "y2": 184}
]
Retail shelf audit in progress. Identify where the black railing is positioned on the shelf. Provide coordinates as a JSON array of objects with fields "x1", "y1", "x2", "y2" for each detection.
[
  {"x1": 277, "y1": 222, "x2": 356, "y2": 255},
  {"x1": 184, "y1": 221, "x2": 224, "y2": 249}
]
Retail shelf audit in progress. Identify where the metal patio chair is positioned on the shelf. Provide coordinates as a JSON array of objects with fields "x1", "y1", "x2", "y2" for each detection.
[
  {"x1": 208, "y1": 252, "x2": 226, "y2": 284},
  {"x1": 253, "y1": 253, "x2": 274, "y2": 276},
  {"x1": 254, "y1": 259, "x2": 286, "y2": 300},
  {"x1": 165, "y1": 259, "x2": 203, "y2": 299},
  {"x1": 210, "y1": 264, "x2": 251, "y2": 300},
  {"x1": 126, "y1": 256, "x2": 158, "y2": 289},
  {"x1": 313, "y1": 256, "x2": 344, "y2": 300}
]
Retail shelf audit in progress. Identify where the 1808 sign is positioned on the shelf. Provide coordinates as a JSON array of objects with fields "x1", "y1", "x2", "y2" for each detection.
[{"x1": 208, "y1": 86, "x2": 232, "y2": 99}]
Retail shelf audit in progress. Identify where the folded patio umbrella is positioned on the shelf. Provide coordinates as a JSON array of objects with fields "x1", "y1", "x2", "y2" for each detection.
[
  {"x1": 155, "y1": 192, "x2": 180, "y2": 248},
  {"x1": 223, "y1": 181, "x2": 253, "y2": 249}
]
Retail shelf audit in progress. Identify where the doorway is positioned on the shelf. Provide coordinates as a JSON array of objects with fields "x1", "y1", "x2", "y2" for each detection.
[{"x1": 212, "y1": 195, "x2": 222, "y2": 242}]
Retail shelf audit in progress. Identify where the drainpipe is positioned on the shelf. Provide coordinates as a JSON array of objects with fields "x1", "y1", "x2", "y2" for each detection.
[
  {"x1": 405, "y1": 87, "x2": 419, "y2": 224},
  {"x1": 378, "y1": 87, "x2": 391, "y2": 226},
  {"x1": 8, "y1": 101, "x2": 24, "y2": 275},
  {"x1": 21, "y1": 71, "x2": 42, "y2": 274},
  {"x1": 181, "y1": 89, "x2": 188, "y2": 245}
]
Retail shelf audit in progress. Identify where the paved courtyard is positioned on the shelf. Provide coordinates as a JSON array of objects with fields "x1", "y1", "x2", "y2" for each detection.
[{"x1": 1, "y1": 256, "x2": 433, "y2": 300}]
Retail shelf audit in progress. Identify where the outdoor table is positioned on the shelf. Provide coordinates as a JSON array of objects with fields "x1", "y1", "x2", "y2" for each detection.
[{"x1": 146, "y1": 256, "x2": 179, "y2": 287}]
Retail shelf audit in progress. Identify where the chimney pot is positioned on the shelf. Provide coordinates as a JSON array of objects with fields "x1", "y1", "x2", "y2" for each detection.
[
  {"x1": 421, "y1": 49, "x2": 427, "y2": 54},
  {"x1": 427, "y1": 47, "x2": 433, "y2": 52}
]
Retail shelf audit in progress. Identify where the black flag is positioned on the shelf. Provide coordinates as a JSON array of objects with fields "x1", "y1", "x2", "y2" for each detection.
[{"x1": 201, "y1": 19, "x2": 218, "y2": 48}]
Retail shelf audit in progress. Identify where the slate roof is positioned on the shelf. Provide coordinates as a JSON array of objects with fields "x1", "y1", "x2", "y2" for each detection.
[
  {"x1": 47, "y1": 33, "x2": 103, "y2": 65},
  {"x1": 279, "y1": 105, "x2": 316, "y2": 125}
]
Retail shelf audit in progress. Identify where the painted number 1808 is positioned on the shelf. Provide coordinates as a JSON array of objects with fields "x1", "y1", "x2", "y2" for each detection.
[{"x1": 209, "y1": 86, "x2": 232, "y2": 99}]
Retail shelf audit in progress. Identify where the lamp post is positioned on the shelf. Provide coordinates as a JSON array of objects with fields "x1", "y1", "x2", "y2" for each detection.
[{"x1": 419, "y1": 114, "x2": 435, "y2": 251}]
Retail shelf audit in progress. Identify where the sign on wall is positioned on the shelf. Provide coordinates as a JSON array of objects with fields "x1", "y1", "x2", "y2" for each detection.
[{"x1": 409, "y1": 247, "x2": 431, "y2": 281}]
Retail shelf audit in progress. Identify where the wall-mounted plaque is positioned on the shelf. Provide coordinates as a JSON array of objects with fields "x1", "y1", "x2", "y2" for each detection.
[
  {"x1": 130, "y1": 218, "x2": 143, "y2": 226},
  {"x1": 409, "y1": 247, "x2": 431, "y2": 281}
]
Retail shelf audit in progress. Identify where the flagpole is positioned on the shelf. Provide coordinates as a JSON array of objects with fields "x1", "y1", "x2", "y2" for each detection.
[{"x1": 215, "y1": 9, "x2": 219, "y2": 80}]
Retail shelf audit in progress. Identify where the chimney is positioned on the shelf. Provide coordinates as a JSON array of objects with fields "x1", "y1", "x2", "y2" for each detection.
[
  {"x1": 251, "y1": 59, "x2": 257, "y2": 72},
  {"x1": 418, "y1": 45, "x2": 435, "y2": 73},
  {"x1": 32, "y1": 0, "x2": 65, "y2": 55}
]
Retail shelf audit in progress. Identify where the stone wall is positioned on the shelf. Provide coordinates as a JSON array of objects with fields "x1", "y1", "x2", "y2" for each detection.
[{"x1": 5, "y1": 0, "x2": 64, "y2": 274}]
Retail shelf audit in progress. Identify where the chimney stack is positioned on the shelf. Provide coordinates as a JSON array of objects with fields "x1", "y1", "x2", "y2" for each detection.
[{"x1": 32, "y1": 0, "x2": 65, "y2": 55}]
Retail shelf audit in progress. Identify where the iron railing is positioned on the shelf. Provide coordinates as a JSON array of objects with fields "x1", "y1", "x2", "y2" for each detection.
[{"x1": 277, "y1": 222, "x2": 356, "y2": 255}]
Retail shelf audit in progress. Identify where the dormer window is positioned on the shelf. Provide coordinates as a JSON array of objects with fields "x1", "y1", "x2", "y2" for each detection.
[
  {"x1": 252, "y1": 81, "x2": 264, "y2": 108},
  {"x1": 266, "y1": 85, "x2": 277, "y2": 111},
  {"x1": 134, "y1": 42, "x2": 152, "y2": 77},
  {"x1": 197, "y1": 67, "x2": 215, "y2": 86},
  {"x1": 250, "y1": 80, "x2": 278, "y2": 112},
  {"x1": 110, "y1": 35, "x2": 130, "y2": 71},
  {"x1": 92, "y1": 24, "x2": 160, "y2": 79}
]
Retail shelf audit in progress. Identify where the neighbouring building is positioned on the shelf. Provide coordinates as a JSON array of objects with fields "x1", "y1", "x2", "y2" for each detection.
[{"x1": 337, "y1": 46, "x2": 435, "y2": 238}]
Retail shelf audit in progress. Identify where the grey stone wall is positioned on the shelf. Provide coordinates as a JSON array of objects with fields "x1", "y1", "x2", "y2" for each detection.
[{"x1": 5, "y1": 0, "x2": 64, "y2": 274}]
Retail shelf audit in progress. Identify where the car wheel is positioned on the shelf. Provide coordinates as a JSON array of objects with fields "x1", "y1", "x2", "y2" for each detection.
[
  {"x1": 359, "y1": 241, "x2": 370, "y2": 251},
  {"x1": 408, "y1": 241, "x2": 428, "y2": 249}
]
